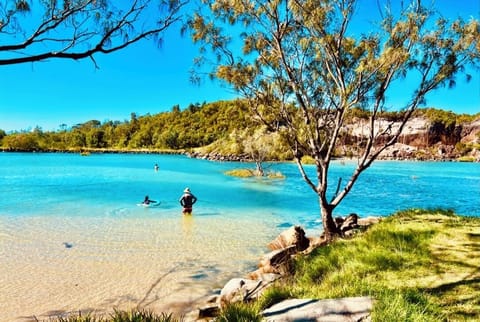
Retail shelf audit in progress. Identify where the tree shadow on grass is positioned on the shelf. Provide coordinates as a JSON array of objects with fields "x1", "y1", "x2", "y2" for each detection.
[
  {"x1": 421, "y1": 229, "x2": 480, "y2": 320},
  {"x1": 421, "y1": 277, "x2": 480, "y2": 320}
]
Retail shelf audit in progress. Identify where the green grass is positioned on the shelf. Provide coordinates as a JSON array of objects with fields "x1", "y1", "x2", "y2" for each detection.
[
  {"x1": 254, "y1": 209, "x2": 480, "y2": 321},
  {"x1": 255, "y1": 284, "x2": 292, "y2": 311},
  {"x1": 215, "y1": 302, "x2": 262, "y2": 322}
]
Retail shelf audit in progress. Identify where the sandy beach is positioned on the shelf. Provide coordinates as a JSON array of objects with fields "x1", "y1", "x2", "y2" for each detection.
[{"x1": 0, "y1": 214, "x2": 275, "y2": 321}]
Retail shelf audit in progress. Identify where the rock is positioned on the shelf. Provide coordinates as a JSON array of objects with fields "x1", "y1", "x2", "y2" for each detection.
[
  {"x1": 358, "y1": 216, "x2": 381, "y2": 227},
  {"x1": 247, "y1": 269, "x2": 282, "y2": 282},
  {"x1": 303, "y1": 236, "x2": 328, "y2": 254},
  {"x1": 197, "y1": 304, "x2": 220, "y2": 319},
  {"x1": 257, "y1": 272, "x2": 282, "y2": 283},
  {"x1": 334, "y1": 216, "x2": 345, "y2": 227},
  {"x1": 262, "y1": 297, "x2": 373, "y2": 322},
  {"x1": 260, "y1": 245, "x2": 298, "y2": 274},
  {"x1": 218, "y1": 278, "x2": 263, "y2": 308},
  {"x1": 340, "y1": 213, "x2": 359, "y2": 233},
  {"x1": 267, "y1": 225, "x2": 310, "y2": 251}
]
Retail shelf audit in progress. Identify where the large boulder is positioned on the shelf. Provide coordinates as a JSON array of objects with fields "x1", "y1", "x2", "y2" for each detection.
[
  {"x1": 333, "y1": 213, "x2": 381, "y2": 237},
  {"x1": 248, "y1": 245, "x2": 298, "y2": 279},
  {"x1": 262, "y1": 297, "x2": 373, "y2": 322},
  {"x1": 267, "y1": 225, "x2": 310, "y2": 251},
  {"x1": 358, "y1": 216, "x2": 382, "y2": 227}
]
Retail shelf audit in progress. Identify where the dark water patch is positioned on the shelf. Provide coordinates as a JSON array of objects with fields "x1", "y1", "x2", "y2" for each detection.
[
  {"x1": 277, "y1": 222, "x2": 293, "y2": 228},
  {"x1": 191, "y1": 273, "x2": 209, "y2": 280}
]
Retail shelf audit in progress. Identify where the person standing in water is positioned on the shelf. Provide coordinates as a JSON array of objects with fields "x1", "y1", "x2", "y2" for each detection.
[{"x1": 179, "y1": 187, "x2": 197, "y2": 214}]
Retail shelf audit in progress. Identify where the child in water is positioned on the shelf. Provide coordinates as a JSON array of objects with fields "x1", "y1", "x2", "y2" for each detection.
[{"x1": 142, "y1": 195, "x2": 156, "y2": 205}]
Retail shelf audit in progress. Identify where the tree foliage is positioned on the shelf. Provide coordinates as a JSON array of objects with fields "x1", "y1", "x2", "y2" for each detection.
[
  {"x1": 0, "y1": 0, "x2": 185, "y2": 66},
  {"x1": 188, "y1": 0, "x2": 480, "y2": 239},
  {"x1": 0, "y1": 100, "x2": 254, "y2": 151}
]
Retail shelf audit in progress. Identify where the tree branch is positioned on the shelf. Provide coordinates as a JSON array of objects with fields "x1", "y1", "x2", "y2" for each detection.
[{"x1": 0, "y1": 0, "x2": 185, "y2": 66}]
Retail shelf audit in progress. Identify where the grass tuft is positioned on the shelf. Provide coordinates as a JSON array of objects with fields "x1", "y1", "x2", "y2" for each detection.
[
  {"x1": 48, "y1": 309, "x2": 182, "y2": 322},
  {"x1": 256, "y1": 284, "x2": 292, "y2": 310},
  {"x1": 215, "y1": 302, "x2": 262, "y2": 322}
]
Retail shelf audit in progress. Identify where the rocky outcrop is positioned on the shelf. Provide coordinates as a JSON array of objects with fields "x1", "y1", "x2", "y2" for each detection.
[
  {"x1": 188, "y1": 116, "x2": 480, "y2": 163},
  {"x1": 461, "y1": 119, "x2": 480, "y2": 143},
  {"x1": 364, "y1": 117, "x2": 480, "y2": 161}
]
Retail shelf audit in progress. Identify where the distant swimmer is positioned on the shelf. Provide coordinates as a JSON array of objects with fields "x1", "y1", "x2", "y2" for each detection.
[
  {"x1": 142, "y1": 195, "x2": 157, "y2": 205},
  {"x1": 179, "y1": 187, "x2": 197, "y2": 214},
  {"x1": 154, "y1": 163, "x2": 159, "y2": 171}
]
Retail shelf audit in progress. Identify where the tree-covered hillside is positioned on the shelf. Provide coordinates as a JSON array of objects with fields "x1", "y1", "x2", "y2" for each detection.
[
  {"x1": 0, "y1": 100, "x2": 253, "y2": 152},
  {"x1": 0, "y1": 101, "x2": 479, "y2": 161}
]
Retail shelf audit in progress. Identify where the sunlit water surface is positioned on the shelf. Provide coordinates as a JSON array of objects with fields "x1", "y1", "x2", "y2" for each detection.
[{"x1": 0, "y1": 153, "x2": 479, "y2": 321}]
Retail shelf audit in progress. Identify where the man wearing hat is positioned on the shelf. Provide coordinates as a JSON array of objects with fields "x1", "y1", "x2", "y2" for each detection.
[{"x1": 179, "y1": 187, "x2": 197, "y2": 214}]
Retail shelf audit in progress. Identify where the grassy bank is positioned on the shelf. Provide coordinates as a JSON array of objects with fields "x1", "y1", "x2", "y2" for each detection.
[
  {"x1": 48, "y1": 209, "x2": 480, "y2": 321},
  {"x1": 251, "y1": 209, "x2": 480, "y2": 321}
]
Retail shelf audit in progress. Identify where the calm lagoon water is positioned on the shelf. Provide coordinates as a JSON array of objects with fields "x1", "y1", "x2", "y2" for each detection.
[{"x1": 0, "y1": 153, "x2": 479, "y2": 320}]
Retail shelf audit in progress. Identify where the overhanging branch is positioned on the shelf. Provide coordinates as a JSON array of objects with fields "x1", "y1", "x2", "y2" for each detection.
[{"x1": 0, "y1": 0, "x2": 185, "y2": 66}]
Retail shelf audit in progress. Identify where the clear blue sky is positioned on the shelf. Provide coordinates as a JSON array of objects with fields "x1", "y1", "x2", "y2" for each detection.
[{"x1": 0, "y1": 0, "x2": 478, "y2": 133}]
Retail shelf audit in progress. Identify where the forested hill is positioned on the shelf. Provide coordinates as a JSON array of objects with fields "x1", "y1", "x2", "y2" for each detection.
[
  {"x1": 0, "y1": 100, "x2": 254, "y2": 152},
  {"x1": 0, "y1": 100, "x2": 479, "y2": 161}
]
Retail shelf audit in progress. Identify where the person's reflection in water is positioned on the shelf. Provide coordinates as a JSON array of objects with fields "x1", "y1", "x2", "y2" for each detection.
[{"x1": 182, "y1": 213, "x2": 194, "y2": 241}]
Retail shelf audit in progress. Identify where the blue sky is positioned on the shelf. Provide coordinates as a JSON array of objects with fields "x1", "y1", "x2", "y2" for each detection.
[{"x1": 0, "y1": 0, "x2": 478, "y2": 133}]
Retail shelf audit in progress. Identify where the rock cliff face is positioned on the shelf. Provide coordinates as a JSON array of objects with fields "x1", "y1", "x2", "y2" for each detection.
[
  {"x1": 351, "y1": 117, "x2": 480, "y2": 161},
  {"x1": 190, "y1": 116, "x2": 480, "y2": 162}
]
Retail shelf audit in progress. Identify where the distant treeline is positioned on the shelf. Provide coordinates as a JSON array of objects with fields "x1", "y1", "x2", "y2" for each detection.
[
  {"x1": 0, "y1": 100, "x2": 254, "y2": 152},
  {"x1": 0, "y1": 100, "x2": 478, "y2": 156}
]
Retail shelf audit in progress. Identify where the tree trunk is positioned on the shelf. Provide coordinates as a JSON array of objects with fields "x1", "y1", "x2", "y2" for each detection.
[
  {"x1": 320, "y1": 203, "x2": 341, "y2": 241},
  {"x1": 255, "y1": 161, "x2": 264, "y2": 176}
]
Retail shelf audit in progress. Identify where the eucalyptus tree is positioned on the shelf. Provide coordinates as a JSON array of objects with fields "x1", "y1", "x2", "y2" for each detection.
[
  {"x1": 0, "y1": 0, "x2": 185, "y2": 66},
  {"x1": 189, "y1": 0, "x2": 480, "y2": 240}
]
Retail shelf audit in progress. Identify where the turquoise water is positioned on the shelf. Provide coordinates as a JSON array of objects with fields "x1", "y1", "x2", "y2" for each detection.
[
  {"x1": 1, "y1": 153, "x2": 479, "y2": 222},
  {"x1": 0, "y1": 153, "x2": 479, "y2": 320}
]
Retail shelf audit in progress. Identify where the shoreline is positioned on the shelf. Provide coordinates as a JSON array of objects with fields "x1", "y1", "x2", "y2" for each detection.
[
  {"x1": 1, "y1": 147, "x2": 478, "y2": 163},
  {"x1": 0, "y1": 147, "x2": 184, "y2": 155}
]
